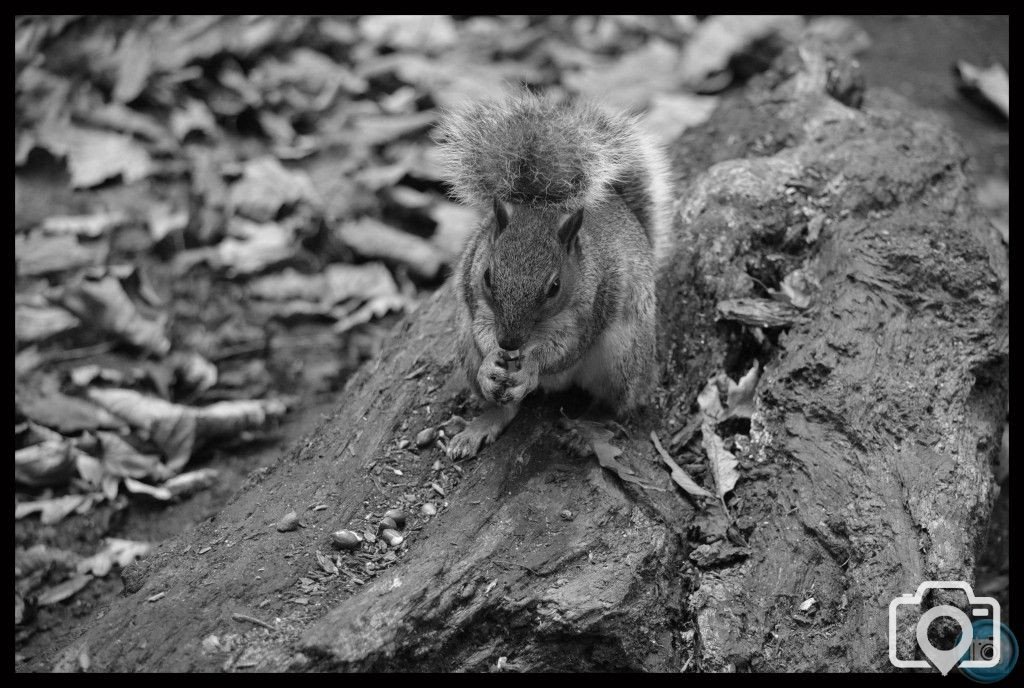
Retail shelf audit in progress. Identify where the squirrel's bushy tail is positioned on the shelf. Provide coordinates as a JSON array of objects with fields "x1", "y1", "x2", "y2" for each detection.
[{"x1": 435, "y1": 92, "x2": 674, "y2": 262}]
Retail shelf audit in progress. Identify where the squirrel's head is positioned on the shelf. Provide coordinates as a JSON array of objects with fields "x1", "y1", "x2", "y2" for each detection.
[{"x1": 480, "y1": 200, "x2": 584, "y2": 352}]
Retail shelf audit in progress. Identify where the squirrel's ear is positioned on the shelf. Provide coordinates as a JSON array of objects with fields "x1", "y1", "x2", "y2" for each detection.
[
  {"x1": 492, "y1": 198, "x2": 510, "y2": 235},
  {"x1": 557, "y1": 209, "x2": 584, "y2": 250}
]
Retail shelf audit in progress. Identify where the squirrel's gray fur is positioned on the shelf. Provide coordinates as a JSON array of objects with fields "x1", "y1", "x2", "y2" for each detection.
[{"x1": 436, "y1": 92, "x2": 674, "y2": 459}]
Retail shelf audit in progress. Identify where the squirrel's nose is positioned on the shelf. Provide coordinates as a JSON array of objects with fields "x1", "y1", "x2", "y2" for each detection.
[{"x1": 497, "y1": 336, "x2": 521, "y2": 351}]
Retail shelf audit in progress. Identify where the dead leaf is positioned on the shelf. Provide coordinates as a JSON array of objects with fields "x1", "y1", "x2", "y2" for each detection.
[
  {"x1": 162, "y1": 468, "x2": 219, "y2": 497},
  {"x1": 724, "y1": 362, "x2": 760, "y2": 420},
  {"x1": 77, "y1": 538, "x2": 151, "y2": 577},
  {"x1": 124, "y1": 477, "x2": 173, "y2": 500},
  {"x1": 37, "y1": 574, "x2": 93, "y2": 606},
  {"x1": 336, "y1": 217, "x2": 446, "y2": 279},
  {"x1": 642, "y1": 93, "x2": 719, "y2": 146},
  {"x1": 15, "y1": 440, "x2": 77, "y2": 487},
  {"x1": 147, "y1": 202, "x2": 190, "y2": 242},
  {"x1": 333, "y1": 295, "x2": 412, "y2": 334},
  {"x1": 86, "y1": 388, "x2": 197, "y2": 473},
  {"x1": 229, "y1": 156, "x2": 321, "y2": 222},
  {"x1": 955, "y1": 61, "x2": 1009, "y2": 119},
  {"x1": 58, "y1": 275, "x2": 170, "y2": 356},
  {"x1": 169, "y1": 98, "x2": 218, "y2": 141},
  {"x1": 15, "y1": 301, "x2": 80, "y2": 344},
  {"x1": 570, "y1": 419, "x2": 651, "y2": 488},
  {"x1": 87, "y1": 387, "x2": 287, "y2": 474},
  {"x1": 17, "y1": 376, "x2": 124, "y2": 434},
  {"x1": 170, "y1": 351, "x2": 218, "y2": 398},
  {"x1": 701, "y1": 421, "x2": 740, "y2": 501},
  {"x1": 679, "y1": 15, "x2": 804, "y2": 90},
  {"x1": 97, "y1": 430, "x2": 166, "y2": 481},
  {"x1": 206, "y1": 219, "x2": 295, "y2": 275},
  {"x1": 16, "y1": 494, "x2": 90, "y2": 524},
  {"x1": 15, "y1": 232, "x2": 109, "y2": 277},
  {"x1": 34, "y1": 122, "x2": 154, "y2": 188},
  {"x1": 359, "y1": 15, "x2": 458, "y2": 53},
  {"x1": 249, "y1": 263, "x2": 398, "y2": 306},
  {"x1": 716, "y1": 297, "x2": 806, "y2": 328},
  {"x1": 41, "y1": 211, "x2": 129, "y2": 238},
  {"x1": 772, "y1": 269, "x2": 819, "y2": 310},
  {"x1": 650, "y1": 431, "x2": 713, "y2": 501},
  {"x1": 566, "y1": 39, "x2": 685, "y2": 110}
]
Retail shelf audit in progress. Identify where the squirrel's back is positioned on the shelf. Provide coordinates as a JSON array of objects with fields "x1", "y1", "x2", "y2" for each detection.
[{"x1": 435, "y1": 92, "x2": 674, "y2": 263}]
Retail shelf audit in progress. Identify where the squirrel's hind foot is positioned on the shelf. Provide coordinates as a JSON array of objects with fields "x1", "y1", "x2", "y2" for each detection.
[{"x1": 446, "y1": 403, "x2": 520, "y2": 460}]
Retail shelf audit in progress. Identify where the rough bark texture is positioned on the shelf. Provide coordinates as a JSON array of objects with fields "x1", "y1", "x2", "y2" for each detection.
[{"x1": 68, "y1": 45, "x2": 1007, "y2": 672}]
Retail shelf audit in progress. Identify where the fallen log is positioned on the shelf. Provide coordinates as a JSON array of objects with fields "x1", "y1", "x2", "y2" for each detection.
[{"x1": 67, "y1": 45, "x2": 1007, "y2": 672}]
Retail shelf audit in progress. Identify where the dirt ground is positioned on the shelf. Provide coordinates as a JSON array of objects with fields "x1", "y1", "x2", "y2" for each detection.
[{"x1": 14, "y1": 15, "x2": 1009, "y2": 672}]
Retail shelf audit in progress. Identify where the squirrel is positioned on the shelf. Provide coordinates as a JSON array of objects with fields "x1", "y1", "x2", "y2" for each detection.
[{"x1": 434, "y1": 92, "x2": 674, "y2": 459}]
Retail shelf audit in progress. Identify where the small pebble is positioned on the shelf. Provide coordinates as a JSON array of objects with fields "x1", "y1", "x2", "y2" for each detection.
[
  {"x1": 384, "y1": 509, "x2": 407, "y2": 528},
  {"x1": 381, "y1": 529, "x2": 404, "y2": 547},
  {"x1": 421, "y1": 503, "x2": 437, "y2": 517},
  {"x1": 378, "y1": 517, "x2": 398, "y2": 534},
  {"x1": 416, "y1": 427, "x2": 436, "y2": 448},
  {"x1": 331, "y1": 530, "x2": 363, "y2": 550},
  {"x1": 397, "y1": 439, "x2": 410, "y2": 450},
  {"x1": 276, "y1": 511, "x2": 301, "y2": 532},
  {"x1": 560, "y1": 509, "x2": 574, "y2": 521}
]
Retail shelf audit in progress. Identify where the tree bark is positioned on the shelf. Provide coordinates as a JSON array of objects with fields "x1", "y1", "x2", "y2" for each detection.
[{"x1": 71, "y1": 45, "x2": 1007, "y2": 672}]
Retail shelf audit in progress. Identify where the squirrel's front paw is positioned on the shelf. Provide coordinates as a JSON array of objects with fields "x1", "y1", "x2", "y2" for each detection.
[
  {"x1": 477, "y1": 351, "x2": 538, "y2": 405},
  {"x1": 502, "y1": 358, "x2": 539, "y2": 404}
]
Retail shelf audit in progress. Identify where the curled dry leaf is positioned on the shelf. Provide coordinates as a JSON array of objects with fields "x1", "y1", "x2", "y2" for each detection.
[
  {"x1": 701, "y1": 424, "x2": 740, "y2": 501},
  {"x1": 679, "y1": 15, "x2": 804, "y2": 89},
  {"x1": 954, "y1": 61, "x2": 1009, "y2": 119},
  {"x1": 170, "y1": 351, "x2": 218, "y2": 398},
  {"x1": 77, "y1": 538, "x2": 151, "y2": 577},
  {"x1": 15, "y1": 232, "x2": 109, "y2": 277},
  {"x1": 248, "y1": 263, "x2": 398, "y2": 307},
  {"x1": 179, "y1": 219, "x2": 295, "y2": 276},
  {"x1": 697, "y1": 377, "x2": 742, "y2": 513},
  {"x1": 37, "y1": 574, "x2": 93, "y2": 606},
  {"x1": 650, "y1": 431, "x2": 713, "y2": 502},
  {"x1": 333, "y1": 295, "x2": 412, "y2": 334},
  {"x1": 772, "y1": 268, "x2": 819, "y2": 310},
  {"x1": 123, "y1": 477, "x2": 173, "y2": 500},
  {"x1": 229, "y1": 156, "x2": 321, "y2": 222},
  {"x1": 15, "y1": 440, "x2": 77, "y2": 487},
  {"x1": 641, "y1": 93, "x2": 720, "y2": 146},
  {"x1": 162, "y1": 468, "x2": 219, "y2": 497},
  {"x1": 41, "y1": 211, "x2": 129, "y2": 238},
  {"x1": 565, "y1": 39, "x2": 684, "y2": 111},
  {"x1": 57, "y1": 274, "x2": 170, "y2": 356},
  {"x1": 724, "y1": 361, "x2": 760, "y2": 420},
  {"x1": 32, "y1": 122, "x2": 154, "y2": 188},
  {"x1": 87, "y1": 387, "x2": 289, "y2": 474},
  {"x1": 716, "y1": 297, "x2": 806, "y2": 328},
  {"x1": 336, "y1": 217, "x2": 446, "y2": 280},
  {"x1": 569, "y1": 419, "x2": 652, "y2": 488},
  {"x1": 17, "y1": 376, "x2": 124, "y2": 434},
  {"x1": 96, "y1": 430, "x2": 167, "y2": 481},
  {"x1": 15, "y1": 299, "x2": 80, "y2": 345},
  {"x1": 16, "y1": 494, "x2": 93, "y2": 525},
  {"x1": 86, "y1": 388, "x2": 197, "y2": 473}
]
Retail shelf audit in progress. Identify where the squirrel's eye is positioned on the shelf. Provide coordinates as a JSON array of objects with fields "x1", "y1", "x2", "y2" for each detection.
[
  {"x1": 483, "y1": 268, "x2": 492, "y2": 289},
  {"x1": 547, "y1": 278, "x2": 560, "y2": 299}
]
